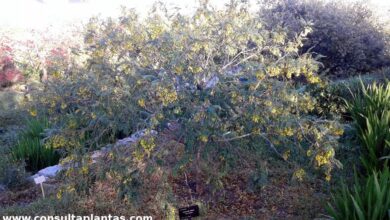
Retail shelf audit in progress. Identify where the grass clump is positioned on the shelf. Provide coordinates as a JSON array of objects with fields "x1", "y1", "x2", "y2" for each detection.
[
  {"x1": 11, "y1": 118, "x2": 60, "y2": 173},
  {"x1": 347, "y1": 81, "x2": 390, "y2": 171}
]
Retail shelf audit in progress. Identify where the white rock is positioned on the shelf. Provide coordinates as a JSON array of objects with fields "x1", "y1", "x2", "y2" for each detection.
[
  {"x1": 115, "y1": 129, "x2": 158, "y2": 146},
  {"x1": 0, "y1": 184, "x2": 6, "y2": 192},
  {"x1": 205, "y1": 76, "x2": 219, "y2": 89},
  {"x1": 91, "y1": 150, "x2": 104, "y2": 159},
  {"x1": 28, "y1": 173, "x2": 41, "y2": 181},
  {"x1": 116, "y1": 136, "x2": 138, "y2": 146},
  {"x1": 91, "y1": 150, "x2": 105, "y2": 163},
  {"x1": 225, "y1": 66, "x2": 243, "y2": 76},
  {"x1": 37, "y1": 165, "x2": 63, "y2": 177}
]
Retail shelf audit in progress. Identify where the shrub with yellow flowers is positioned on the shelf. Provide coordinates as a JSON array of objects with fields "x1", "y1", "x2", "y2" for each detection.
[{"x1": 27, "y1": 1, "x2": 345, "y2": 213}]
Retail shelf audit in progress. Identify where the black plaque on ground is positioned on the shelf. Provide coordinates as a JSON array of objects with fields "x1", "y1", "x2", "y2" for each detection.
[{"x1": 178, "y1": 205, "x2": 200, "y2": 219}]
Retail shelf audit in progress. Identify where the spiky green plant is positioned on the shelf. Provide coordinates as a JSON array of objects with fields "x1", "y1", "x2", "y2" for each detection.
[
  {"x1": 11, "y1": 118, "x2": 60, "y2": 173},
  {"x1": 347, "y1": 81, "x2": 390, "y2": 171},
  {"x1": 347, "y1": 81, "x2": 390, "y2": 134},
  {"x1": 12, "y1": 137, "x2": 60, "y2": 173},
  {"x1": 327, "y1": 168, "x2": 390, "y2": 220},
  {"x1": 22, "y1": 118, "x2": 49, "y2": 139},
  {"x1": 359, "y1": 111, "x2": 390, "y2": 171}
]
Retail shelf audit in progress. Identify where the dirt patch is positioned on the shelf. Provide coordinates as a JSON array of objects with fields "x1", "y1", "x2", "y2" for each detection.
[
  {"x1": 169, "y1": 164, "x2": 329, "y2": 219},
  {"x1": 0, "y1": 185, "x2": 40, "y2": 208},
  {"x1": 0, "y1": 180, "x2": 60, "y2": 208}
]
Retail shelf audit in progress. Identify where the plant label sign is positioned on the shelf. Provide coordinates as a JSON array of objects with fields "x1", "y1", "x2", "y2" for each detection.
[
  {"x1": 178, "y1": 205, "x2": 200, "y2": 219},
  {"x1": 34, "y1": 176, "x2": 47, "y2": 185}
]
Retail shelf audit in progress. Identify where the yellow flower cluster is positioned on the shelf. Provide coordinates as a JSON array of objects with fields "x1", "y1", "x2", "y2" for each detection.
[
  {"x1": 282, "y1": 150, "x2": 291, "y2": 161},
  {"x1": 270, "y1": 107, "x2": 281, "y2": 116},
  {"x1": 77, "y1": 87, "x2": 90, "y2": 98},
  {"x1": 298, "y1": 96, "x2": 315, "y2": 112},
  {"x1": 315, "y1": 149, "x2": 334, "y2": 167},
  {"x1": 46, "y1": 135, "x2": 81, "y2": 150},
  {"x1": 149, "y1": 25, "x2": 164, "y2": 39},
  {"x1": 132, "y1": 149, "x2": 144, "y2": 161},
  {"x1": 138, "y1": 98, "x2": 146, "y2": 108},
  {"x1": 92, "y1": 49, "x2": 105, "y2": 58},
  {"x1": 325, "y1": 173, "x2": 331, "y2": 182},
  {"x1": 139, "y1": 137, "x2": 156, "y2": 157},
  {"x1": 252, "y1": 127, "x2": 261, "y2": 135},
  {"x1": 255, "y1": 71, "x2": 265, "y2": 80},
  {"x1": 331, "y1": 127, "x2": 344, "y2": 136},
  {"x1": 157, "y1": 87, "x2": 178, "y2": 106},
  {"x1": 264, "y1": 100, "x2": 273, "y2": 107},
  {"x1": 79, "y1": 166, "x2": 89, "y2": 175},
  {"x1": 29, "y1": 108, "x2": 37, "y2": 117},
  {"x1": 61, "y1": 102, "x2": 67, "y2": 110},
  {"x1": 47, "y1": 135, "x2": 67, "y2": 149},
  {"x1": 57, "y1": 185, "x2": 76, "y2": 199},
  {"x1": 67, "y1": 119, "x2": 78, "y2": 129},
  {"x1": 188, "y1": 66, "x2": 202, "y2": 73},
  {"x1": 293, "y1": 168, "x2": 306, "y2": 181},
  {"x1": 307, "y1": 75, "x2": 321, "y2": 84},
  {"x1": 199, "y1": 135, "x2": 208, "y2": 143},
  {"x1": 230, "y1": 91, "x2": 242, "y2": 104},
  {"x1": 251, "y1": 115, "x2": 261, "y2": 123},
  {"x1": 266, "y1": 66, "x2": 282, "y2": 77},
  {"x1": 280, "y1": 127, "x2": 294, "y2": 137},
  {"x1": 173, "y1": 107, "x2": 182, "y2": 114},
  {"x1": 174, "y1": 66, "x2": 184, "y2": 74},
  {"x1": 193, "y1": 111, "x2": 205, "y2": 122}
]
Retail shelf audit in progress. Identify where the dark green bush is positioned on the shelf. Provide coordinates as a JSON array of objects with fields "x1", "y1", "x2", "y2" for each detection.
[
  {"x1": 260, "y1": 0, "x2": 390, "y2": 77},
  {"x1": 309, "y1": 83, "x2": 349, "y2": 118},
  {"x1": 327, "y1": 168, "x2": 390, "y2": 220},
  {"x1": 309, "y1": 70, "x2": 390, "y2": 118}
]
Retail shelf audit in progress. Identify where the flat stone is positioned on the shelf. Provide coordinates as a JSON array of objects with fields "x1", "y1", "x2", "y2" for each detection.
[
  {"x1": 205, "y1": 76, "x2": 219, "y2": 89},
  {"x1": 27, "y1": 173, "x2": 41, "y2": 182},
  {"x1": 91, "y1": 150, "x2": 106, "y2": 163},
  {"x1": 0, "y1": 184, "x2": 6, "y2": 192},
  {"x1": 91, "y1": 150, "x2": 104, "y2": 159},
  {"x1": 37, "y1": 165, "x2": 62, "y2": 177},
  {"x1": 115, "y1": 129, "x2": 157, "y2": 147},
  {"x1": 116, "y1": 136, "x2": 137, "y2": 146}
]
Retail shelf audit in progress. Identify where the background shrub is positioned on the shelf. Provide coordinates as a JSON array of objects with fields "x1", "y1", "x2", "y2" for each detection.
[
  {"x1": 0, "y1": 41, "x2": 23, "y2": 87},
  {"x1": 309, "y1": 68, "x2": 390, "y2": 118},
  {"x1": 260, "y1": 0, "x2": 390, "y2": 77}
]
